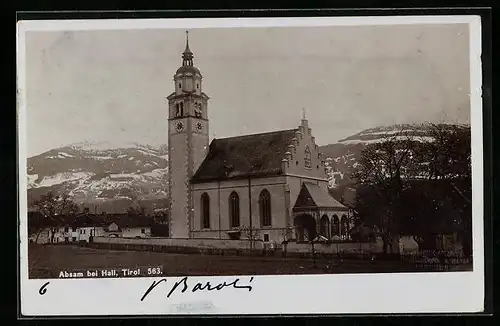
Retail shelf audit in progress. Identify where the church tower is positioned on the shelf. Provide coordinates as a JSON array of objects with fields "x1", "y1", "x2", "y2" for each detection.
[{"x1": 167, "y1": 32, "x2": 210, "y2": 238}]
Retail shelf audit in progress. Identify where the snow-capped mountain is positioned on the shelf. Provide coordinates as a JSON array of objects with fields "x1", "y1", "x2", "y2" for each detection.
[
  {"x1": 320, "y1": 124, "x2": 438, "y2": 189},
  {"x1": 27, "y1": 141, "x2": 169, "y2": 213},
  {"x1": 26, "y1": 124, "x2": 452, "y2": 213}
]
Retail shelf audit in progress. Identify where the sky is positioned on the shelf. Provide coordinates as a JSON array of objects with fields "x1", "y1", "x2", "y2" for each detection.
[{"x1": 23, "y1": 22, "x2": 471, "y2": 157}]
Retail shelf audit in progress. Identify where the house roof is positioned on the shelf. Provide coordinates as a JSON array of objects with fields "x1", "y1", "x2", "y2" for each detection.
[
  {"x1": 69, "y1": 214, "x2": 152, "y2": 228},
  {"x1": 191, "y1": 129, "x2": 298, "y2": 183},
  {"x1": 294, "y1": 182, "x2": 347, "y2": 209},
  {"x1": 70, "y1": 214, "x2": 115, "y2": 228},
  {"x1": 109, "y1": 215, "x2": 153, "y2": 228}
]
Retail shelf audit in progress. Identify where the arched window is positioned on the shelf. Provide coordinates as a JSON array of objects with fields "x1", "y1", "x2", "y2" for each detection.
[
  {"x1": 259, "y1": 189, "x2": 271, "y2": 227},
  {"x1": 201, "y1": 193, "x2": 210, "y2": 229},
  {"x1": 175, "y1": 103, "x2": 180, "y2": 117},
  {"x1": 304, "y1": 146, "x2": 312, "y2": 168},
  {"x1": 229, "y1": 192, "x2": 240, "y2": 228},
  {"x1": 331, "y1": 214, "x2": 340, "y2": 236},
  {"x1": 341, "y1": 215, "x2": 349, "y2": 238},
  {"x1": 320, "y1": 215, "x2": 330, "y2": 238}
]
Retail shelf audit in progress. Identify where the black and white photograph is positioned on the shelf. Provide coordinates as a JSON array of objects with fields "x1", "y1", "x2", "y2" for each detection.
[{"x1": 17, "y1": 15, "x2": 485, "y2": 315}]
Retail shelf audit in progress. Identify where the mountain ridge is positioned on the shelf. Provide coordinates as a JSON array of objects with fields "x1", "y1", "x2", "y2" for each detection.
[{"x1": 27, "y1": 124, "x2": 463, "y2": 213}]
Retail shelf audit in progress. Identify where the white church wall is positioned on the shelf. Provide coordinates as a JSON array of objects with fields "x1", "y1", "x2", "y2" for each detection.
[
  {"x1": 191, "y1": 176, "x2": 291, "y2": 243},
  {"x1": 219, "y1": 182, "x2": 251, "y2": 230},
  {"x1": 192, "y1": 182, "x2": 221, "y2": 232},
  {"x1": 249, "y1": 176, "x2": 287, "y2": 229}
]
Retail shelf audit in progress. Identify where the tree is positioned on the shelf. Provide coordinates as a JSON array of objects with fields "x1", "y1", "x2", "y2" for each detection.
[
  {"x1": 413, "y1": 123, "x2": 472, "y2": 256},
  {"x1": 352, "y1": 123, "x2": 472, "y2": 255},
  {"x1": 351, "y1": 127, "x2": 416, "y2": 253},
  {"x1": 127, "y1": 203, "x2": 145, "y2": 216},
  {"x1": 280, "y1": 227, "x2": 293, "y2": 258},
  {"x1": 27, "y1": 211, "x2": 45, "y2": 242},
  {"x1": 241, "y1": 225, "x2": 260, "y2": 250},
  {"x1": 153, "y1": 210, "x2": 168, "y2": 224},
  {"x1": 32, "y1": 192, "x2": 79, "y2": 243}
]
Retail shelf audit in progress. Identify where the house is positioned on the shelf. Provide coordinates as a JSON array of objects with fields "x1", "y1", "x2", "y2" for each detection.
[
  {"x1": 70, "y1": 213, "x2": 110, "y2": 242},
  {"x1": 103, "y1": 215, "x2": 153, "y2": 238},
  {"x1": 167, "y1": 32, "x2": 351, "y2": 243},
  {"x1": 27, "y1": 212, "x2": 152, "y2": 243}
]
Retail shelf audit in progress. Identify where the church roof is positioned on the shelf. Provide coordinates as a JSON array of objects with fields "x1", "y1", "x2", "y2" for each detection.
[
  {"x1": 293, "y1": 182, "x2": 347, "y2": 210},
  {"x1": 191, "y1": 129, "x2": 298, "y2": 183}
]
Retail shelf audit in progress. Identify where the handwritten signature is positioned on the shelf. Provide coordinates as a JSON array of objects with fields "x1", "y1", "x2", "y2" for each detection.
[{"x1": 140, "y1": 276, "x2": 254, "y2": 301}]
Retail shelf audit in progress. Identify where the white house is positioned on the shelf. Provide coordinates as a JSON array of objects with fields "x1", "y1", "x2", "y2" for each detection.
[
  {"x1": 104, "y1": 217, "x2": 152, "y2": 238},
  {"x1": 28, "y1": 212, "x2": 154, "y2": 243}
]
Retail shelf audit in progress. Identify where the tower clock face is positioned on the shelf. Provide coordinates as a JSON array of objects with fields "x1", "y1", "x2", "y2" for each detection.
[
  {"x1": 175, "y1": 121, "x2": 184, "y2": 132},
  {"x1": 196, "y1": 122, "x2": 203, "y2": 131}
]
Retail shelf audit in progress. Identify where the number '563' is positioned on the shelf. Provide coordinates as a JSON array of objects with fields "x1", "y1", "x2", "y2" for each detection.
[{"x1": 148, "y1": 268, "x2": 161, "y2": 275}]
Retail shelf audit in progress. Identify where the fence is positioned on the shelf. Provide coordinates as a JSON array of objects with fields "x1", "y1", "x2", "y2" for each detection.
[
  {"x1": 92, "y1": 236, "x2": 264, "y2": 251},
  {"x1": 285, "y1": 240, "x2": 384, "y2": 255},
  {"x1": 88, "y1": 236, "x2": 390, "y2": 258}
]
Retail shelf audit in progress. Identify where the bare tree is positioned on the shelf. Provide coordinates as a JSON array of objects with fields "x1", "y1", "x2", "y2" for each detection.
[
  {"x1": 352, "y1": 127, "x2": 416, "y2": 253},
  {"x1": 126, "y1": 203, "x2": 146, "y2": 216},
  {"x1": 352, "y1": 123, "x2": 472, "y2": 255},
  {"x1": 280, "y1": 227, "x2": 293, "y2": 258},
  {"x1": 153, "y1": 209, "x2": 168, "y2": 224},
  {"x1": 241, "y1": 225, "x2": 260, "y2": 250},
  {"x1": 32, "y1": 192, "x2": 79, "y2": 243},
  {"x1": 414, "y1": 123, "x2": 472, "y2": 255}
]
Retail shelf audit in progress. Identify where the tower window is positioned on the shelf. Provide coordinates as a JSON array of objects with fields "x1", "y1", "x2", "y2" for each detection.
[
  {"x1": 194, "y1": 102, "x2": 202, "y2": 117},
  {"x1": 180, "y1": 102, "x2": 184, "y2": 116},
  {"x1": 179, "y1": 83, "x2": 181, "y2": 89},
  {"x1": 196, "y1": 83, "x2": 199, "y2": 89}
]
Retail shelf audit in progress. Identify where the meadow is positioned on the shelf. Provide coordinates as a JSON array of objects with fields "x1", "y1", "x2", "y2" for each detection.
[{"x1": 27, "y1": 244, "x2": 471, "y2": 279}]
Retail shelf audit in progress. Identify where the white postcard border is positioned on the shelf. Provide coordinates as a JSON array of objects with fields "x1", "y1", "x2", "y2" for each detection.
[{"x1": 17, "y1": 15, "x2": 484, "y2": 316}]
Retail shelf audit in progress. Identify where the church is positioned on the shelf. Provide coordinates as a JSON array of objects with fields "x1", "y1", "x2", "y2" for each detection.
[{"x1": 167, "y1": 32, "x2": 351, "y2": 244}]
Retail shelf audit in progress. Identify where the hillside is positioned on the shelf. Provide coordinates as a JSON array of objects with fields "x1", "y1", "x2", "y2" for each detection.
[
  {"x1": 320, "y1": 124, "x2": 440, "y2": 190},
  {"x1": 27, "y1": 124, "x2": 447, "y2": 213},
  {"x1": 27, "y1": 141, "x2": 169, "y2": 213}
]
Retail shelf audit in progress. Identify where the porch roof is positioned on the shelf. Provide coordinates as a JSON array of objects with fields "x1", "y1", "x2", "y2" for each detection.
[{"x1": 293, "y1": 182, "x2": 347, "y2": 210}]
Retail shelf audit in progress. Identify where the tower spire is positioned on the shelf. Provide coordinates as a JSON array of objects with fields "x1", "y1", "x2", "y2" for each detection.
[
  {"x1": 184, "y1": 31, "x2": 191, "y2": 53},
  {"x1": 302, "y1": 108, "x2": 306, "y2": 120},
  {"x1": 182, "y1": 31, "x2": 194, "y2": 66}
]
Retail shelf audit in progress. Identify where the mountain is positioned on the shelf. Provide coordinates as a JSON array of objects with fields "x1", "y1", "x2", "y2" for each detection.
[
  {"x1": 26, "y1": 124, "x2": 444, "y2": 213},
  {"x1": 27, "y1": 141, "x2": 169, "y2": 213},
  {"x1": 320, "y1": 124, "x2": 438, "y2": 190}
]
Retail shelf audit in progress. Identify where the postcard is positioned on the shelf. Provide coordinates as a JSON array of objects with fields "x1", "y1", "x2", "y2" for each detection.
[{"x1": 17, "y1": 15, "x2": 484, "y2": 316}]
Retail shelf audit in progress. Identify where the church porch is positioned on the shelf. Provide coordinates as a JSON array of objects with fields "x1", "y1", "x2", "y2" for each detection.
[{"x1": 292, "y1": 182, "x2": 351, "y2": 242}]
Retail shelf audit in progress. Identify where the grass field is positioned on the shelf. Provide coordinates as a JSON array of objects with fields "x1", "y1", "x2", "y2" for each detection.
[{"x1": 28, "y1": 244, "x2": 471, "y2": 278}]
